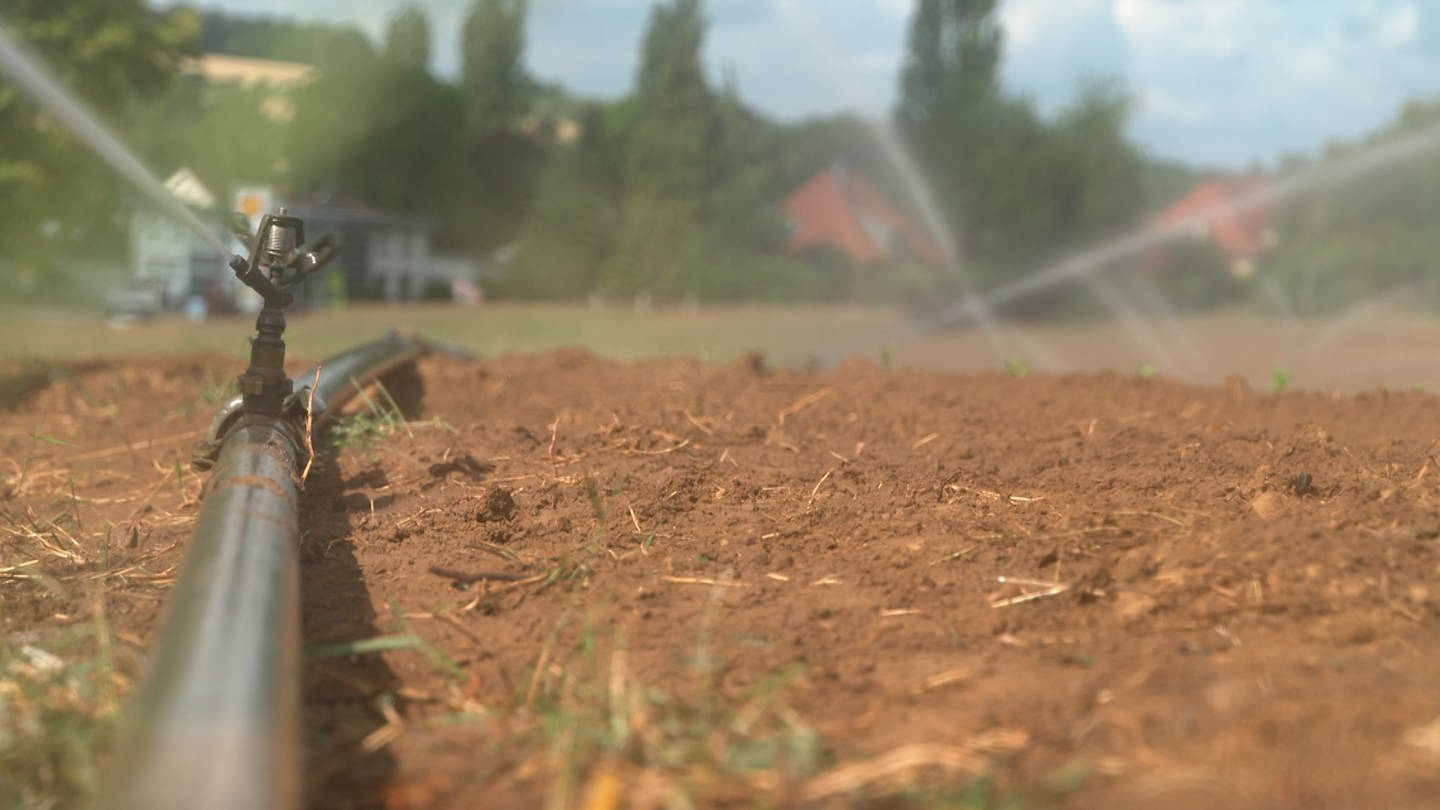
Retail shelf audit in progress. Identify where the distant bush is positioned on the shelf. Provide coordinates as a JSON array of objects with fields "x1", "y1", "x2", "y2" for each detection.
[
  {"x1": 689, "y1": 252, "x2": 831, "y2": 303},
  {"x1": 420, "y1": 279, "x2": 453, "y2": 301},
  {"x1": 1259, "y1": 223, "x2": 1440, "y2": 316},
  {"x1": 353, "y1": 276, "x2": 387, "y2": 302},
  {"x1": 857, "y1": 261, "x2": 965, "y2": 313},
  {"x1": 497, "y1": 154, "x2": 614, "y2": 300},
  {"x1": 1151, "y1": 239, "x2": 1247, "y2": 311}
]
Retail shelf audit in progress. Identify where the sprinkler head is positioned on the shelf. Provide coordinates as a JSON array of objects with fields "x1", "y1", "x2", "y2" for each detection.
[
  {"x1": 227, "y1": 209, "x2": 339, "y2": 418},
  {"x1": 230, "y1": 208, "x2": 337, "y2": 307},
  {"x1": 257, "y1": 210, "x2": 303, "y2": 267}
]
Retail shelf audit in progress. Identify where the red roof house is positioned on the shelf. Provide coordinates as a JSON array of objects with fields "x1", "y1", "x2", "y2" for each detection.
[
  {"x1": 1151, "y1": 175, "x2": 1276, "y2": 276},
  {"x1": 781, "y1": 164, "x2": 948, "y2": 266}
]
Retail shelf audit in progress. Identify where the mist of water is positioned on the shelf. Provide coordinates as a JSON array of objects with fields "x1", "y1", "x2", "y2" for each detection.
[
  {"x1": 771, "y1": 0, "x2": 1440, "y2": 374},
  {"x1": 772, "y1": 0, "x2": 1039, "y2": 366},
  {"x1": 1296, "y1": 282, "x2": 1422, "y2": 365},
  {"x1": 772, "y1": 0, "x2": 1227, "y2": 376},
  {"x1": 0, "y1": 24, "x2": 232, "y2": 259},
  {"x1": 1107, "y1": 269, "x2": 1212, "y2": 373},
  {"x1": 898, "y1": 121, "x2": 1440, "y2": 344},
  {"x1": 1083, "y1": 274, "x2": 1191, "y2": 378}
]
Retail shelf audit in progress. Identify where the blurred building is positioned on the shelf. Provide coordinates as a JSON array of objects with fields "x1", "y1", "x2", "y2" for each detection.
[
  {"x1": 128, "y1": 172, "x2": 479, "y2": 310},
  {"x1": 781, "y1": 163, "x2": 947, "y2": 266},
  {"x1": 516, "y1": 114, "x2": 582, "y2": 144},
  {"x1": 181, "y1": 53, "x2": 315, "y2": 122},
  {"x1": 182, "y1": 53, "x2": 313, "y2": 85},
  {"x1": 128, "y1": 169, "x2": 230, "y2": 311},
  {"x1": 1152, "y1": 176, "x2": 1278, "y2": 278},
  {"x1": 284, "y1": 201, "x2": 440, "y2": 303}
]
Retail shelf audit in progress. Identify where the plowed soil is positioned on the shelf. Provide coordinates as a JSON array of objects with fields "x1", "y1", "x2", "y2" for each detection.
[{"x1": 4, "y1": 348, "x2": 1440, "y2": 809}]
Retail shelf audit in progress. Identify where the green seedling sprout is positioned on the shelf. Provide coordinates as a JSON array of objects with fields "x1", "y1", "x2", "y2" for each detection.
[{"x1": 1271, "y1": 367, "x2": 1291, "y2": 393}]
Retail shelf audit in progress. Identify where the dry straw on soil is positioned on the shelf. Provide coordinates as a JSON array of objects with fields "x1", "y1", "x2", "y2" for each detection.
[{"x1": 5, "y1": 350, "x2": 1440, "y2": 809}]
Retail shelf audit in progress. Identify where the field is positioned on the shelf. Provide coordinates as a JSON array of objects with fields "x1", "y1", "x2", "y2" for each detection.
[
  {"x1": 4, "y1": 307, "x2": 1440, "y2": 808},
  {"x1": 0, "y1": 304, "x2": 900, "y2": 370},
  {"x1": 7, "y1": 302, "x2": 1440, "y2": 392}
]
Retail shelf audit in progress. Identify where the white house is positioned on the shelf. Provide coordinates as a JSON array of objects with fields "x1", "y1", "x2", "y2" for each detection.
[
  {"x1": 131, "y1": 172, "x2": 479, "y2": 308},
  {"x1": 128, "y1": 168, "x2": 229, "y2": 307}
]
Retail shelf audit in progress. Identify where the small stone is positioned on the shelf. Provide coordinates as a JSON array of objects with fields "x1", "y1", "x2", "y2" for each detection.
[
  {"x1": 1249, "y1": 491, "x2": 1283, "y2": 520},
  {"x1": 1292, "y1": 471, "x2": 1313, "y2": 496},
  {"x1": 1113, "y1": 590, "x2": 1156, "y2": 622}
]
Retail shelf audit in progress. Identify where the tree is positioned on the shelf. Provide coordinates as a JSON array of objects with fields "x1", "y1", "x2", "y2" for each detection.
[
  {"x1": 896, "y1": 0, "x2": 1002, "y2": 131},
  {"x1": 460, "y1": 0, "x2": 527, "y2": 137},
  {"x1": 893, "y1": 0, "x2": 1145, "y2": 305},
  {"x1": 128, "y1": 79, "x2": 291, "y2": 193},
  {"x1": 287, "y1": 62, "x2": 464, "y2": 217},
  {"x1": 451, "y1": 0, "x2": 541, "y2": 254},
  {"x1": 384, "y1": 4, "x2": 432, "y2": 71},
  {"x1": 574, "y1": 99, "x2": 637, "y2": 197},
  {"x1": 0, "y1": 0, "x2": 197, "y2": 269},
  {"x1": 503, "y1": 147, "x2": 615, "y2": 299},
  {"x1": 1045, "y1": 83, "x2": 1145, "y2": 245},
  {"x1": 964, "y1": 84, "x2": 1144, "y2": 273},
  {"x1": 893, "y1": 0, "x2": 1003, "y2": 274},
  {"x1": 602, "y1": 0, "x2": 714, "y2": 296},
  {"x1": 1259, "y1": 96, "x2": 1440, "y2": 314},
  {"x1": 197, "y1": 10, "x2": 376, "y2": 69}
]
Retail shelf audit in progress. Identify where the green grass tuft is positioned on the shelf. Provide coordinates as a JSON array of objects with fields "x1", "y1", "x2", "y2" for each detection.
[
  {"x1": 0, "y1": 623, "x2": 122, "y2": 808},
  {"x1": 1271, "y1": 367, "x2": 1292, "y2": 393},
  {"x1": 327, "y1": 380, "x2": 408, "y2": 448}
]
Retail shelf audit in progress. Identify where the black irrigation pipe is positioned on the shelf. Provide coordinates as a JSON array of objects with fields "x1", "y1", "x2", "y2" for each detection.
[{"x1": 103, "y1": 333, "x2": 429, "y2": 810}]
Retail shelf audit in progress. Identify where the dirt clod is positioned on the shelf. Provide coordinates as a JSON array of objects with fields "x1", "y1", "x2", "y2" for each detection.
[{"x1": 475, "y1": 486, "x2": 515, "y2": 522}]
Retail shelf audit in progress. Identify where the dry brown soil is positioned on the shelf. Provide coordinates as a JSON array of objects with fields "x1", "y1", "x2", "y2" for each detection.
[{"x1": 4, "y1": 348, "x2": 1440, "y2": 808}]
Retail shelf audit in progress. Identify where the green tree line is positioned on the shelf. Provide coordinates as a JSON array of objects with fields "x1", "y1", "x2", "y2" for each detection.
[
  {"x1": 7, "y1": 0, "x2": 1435, "y2": 313},
  {"x1": 0, "y1": 0, "x2": 1161, "y2": 306},
  {"x1": 1255, "y1": 97, "x2": 1440, "y2": 315},
  {"x1": 508, "y1": 0, "x2": 1157, "y2": 306},
  {"x1": 0, "y1": 0, "x2": 197, "y2": 293}
]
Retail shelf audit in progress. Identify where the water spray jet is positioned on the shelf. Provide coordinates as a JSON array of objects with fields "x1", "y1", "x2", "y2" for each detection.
[
  {"x1": 896, "y1": 121, "x2": 1440, "y2": 349},
  {"x1": 773, "y1": 0, "x2": 1045, "y2": 367},
  {"x1": 0, "y1": 24, "x2": 231, "y2": 258}
]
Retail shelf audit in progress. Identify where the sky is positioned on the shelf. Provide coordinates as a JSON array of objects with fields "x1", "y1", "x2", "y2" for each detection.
[{"x1": 187, "y1": 0, "x2": 1440, "y2": 169}]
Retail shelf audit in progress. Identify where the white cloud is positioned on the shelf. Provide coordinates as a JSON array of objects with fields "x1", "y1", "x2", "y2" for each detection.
[
  {"x1": 873, "y1": 0, "x2": 913, "y2": 20},
  {"x1": 1138, "y1": 88, "x2": 1208, "y2": 125},
  {"x1": 1101, "y1": 0, "x2": 1440, "y2": 165},
  {"x1": 999, "y1": 0, "x2": 1128, "y2": 113},
  {"x1": 1003, "y1": 0, "x2": 1111, "y2": 47},
  {"x1": 1112, "y1": 0, "x2": 1250, "y2": 58},
  {"x1": 758, "y1": 0, "x2": 906, "y2": 116},
  {"x1": 1376, "y1": 3, "x2": 1419, "y2": 47}
]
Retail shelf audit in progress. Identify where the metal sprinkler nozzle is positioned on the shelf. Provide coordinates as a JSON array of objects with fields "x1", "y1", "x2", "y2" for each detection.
[
  {"x1": 228, "y1": 209, "x2": 338, "y2": 417},
  {"x1": 190, "y1": 210, "x2": 339, "y2": 471}
]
